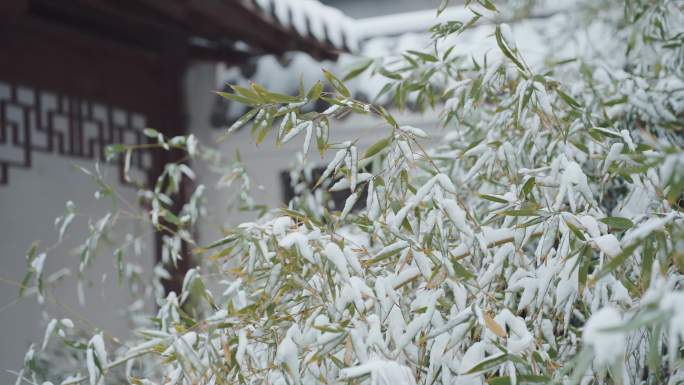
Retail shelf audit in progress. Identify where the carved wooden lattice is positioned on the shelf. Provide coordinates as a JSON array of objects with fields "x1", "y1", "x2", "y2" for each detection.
[{"x1": 0, "y1": 81, "x2": 154, "y2": 186}]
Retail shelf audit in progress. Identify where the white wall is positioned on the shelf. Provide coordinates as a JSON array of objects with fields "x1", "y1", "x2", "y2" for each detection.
[
  {"x1": 0, "y1": 153, "x2": 155, "y2": 382},
  {"x1": 0, "y1": 84, "x2": 154, "y2": 382}
]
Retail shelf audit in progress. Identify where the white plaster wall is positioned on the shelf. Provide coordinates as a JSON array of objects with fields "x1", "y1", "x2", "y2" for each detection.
[{"x1": 0, "y1": 140, "x2": 154, "y2": 382}]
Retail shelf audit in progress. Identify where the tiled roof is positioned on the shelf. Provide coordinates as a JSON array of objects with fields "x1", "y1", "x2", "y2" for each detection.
[{"x1": 243, "y1": 0, "x2": 359, "y2": 55}]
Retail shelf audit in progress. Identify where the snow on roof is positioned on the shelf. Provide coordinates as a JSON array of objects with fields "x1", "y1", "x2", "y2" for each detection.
[
  {"x1": 354, "y1": 0, "x2": 580, "y2": 40},
  {"x1": 214, "y1": 1, "x2": 595, "y2": 124},
  {"x1": 245, "y1": 0, "x2": 359, "y2": 53}
]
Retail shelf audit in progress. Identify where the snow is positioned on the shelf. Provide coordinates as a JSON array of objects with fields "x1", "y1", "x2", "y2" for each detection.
[
  {"x1": 90, "y1": 334, "x2": 107, "y2": 366},
  {"x1": 248, "y1": 0, "x2": 358, "y2": 51},
  {"x1": 279, "y1": 232, "x2": 315, "y2": 263},
  {"x1": 339, "y1": 359, "x2": 416, "y2": 385},
  {"x1": 330, "y1": 173, "x2": 372, "y2": 191},
  {"x1": 41, "y1": 319, "x2": 57, "y2": 350},
  {"x1": 482, "y1": 226, "x2": 515, "y2": 245},
  {"x1": 659, "y1": 292, "x2": 684, "y2": 367},
  {"x1": 324, "y1": 243, "x2": 351, "y2": 280},
  {"x1": 579, "y1": 215, "x2": 601, "y2": 238},
  {"x1": 272, "y1": 216, "x2": 293, "y2": 236},
  {"x1": 399, "y1": 125, "x2": 429, "y2": 139},
  {"x1": 216, "y1": 0, "x2": 573, "y2": 118},
  {"x1": 222, "y1": 278, "x2": 242, "y2": 297},
  {"x1": 398, "y1": 140, "x2": 414, "y2": 163},
  {"x1": 458, "y1": 341, "x2": 485, "y2": 374},
  {"x1": 602, "y1": 142, "x2": 624, "y2": 173},
  {"x1": 276, "y1": 325, "x2": 300, "y2": 383},
  {"x1": 340, "y1": 192, "x2": 358, "y2": 220},
  {"x1": 440, "y1": 199, "x2": 472, "y2": 237},
  {"x1": 582, "y1": 307, "x2": 625, "y2": 366},
  {"x1": 593, "y1": 234, "x2": 622, "y2": 258},
  {"x1": 623, "y1": 213, "x2": 675, "y2": 245},
  {"x1": 494, "y1": 309, "x2": 533, "y2": 354},
  {"x1": 86, "y1": 347, "x2": 99, "y2": 385},
  {"x1": 372, "y1": 240, "x2": 408, "y2": 260},
  {"x1": 31, "y1": 253, "x2": 46, "y2": 278},
  {"x1": 436, "y1": 173, "x2": 456, "y2": 194}
]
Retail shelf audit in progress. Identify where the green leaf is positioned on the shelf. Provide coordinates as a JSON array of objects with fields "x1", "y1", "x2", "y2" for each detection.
[
  {"x1": 363, "y1": 136, "x2": 394, "y2": 159},
  {"x1": 479, "y1": 0, "x2": 497, "y2": 11},
  {"x1": 641, "y1": 235, "x2": 656, "y2": 289},
  {"x1": 143, "y1": 128, "x2": 159, "y2": 138},
  {"x1": 373, "y1": 83, "x2": 394, "y2": 104},
  {"x1": 343, "y1": 60, "x2": 373, "y2": 81},
  {"x1": 480, "y1": 194, "x2": 509, "y2": 204},
  {"x1": 465, "y1": 354, "x2": 508, "y2": 374},
  {"x1": 368, "y1": 244, "x2": 407, "y2": 264},
  {"x1": 201, "y1": 234, "x2": 239, "y2": 250},
  {"x1": 577, "y1": 244, "x2": 591, "y2": 290},
  {"x1": 565, "y1": 220, "x2": 587, "y2": 241},
  {"x1": 105, "y1": 143, "x2": 127, "y2": 155},
  {"x1": 451, "y1": 259, "x2": 476, "y2": 281},
  {"x1": 494, "y1": 25, "x2": 526, "y2": 73},
  {"x1": 322, "y1": 69, "x2": 350, "y2": 97},
  {"x1": 377, "y1": 106, "x2": 399, "y2": 128},
  {"x1": 499, "y1": 209, "x2": 538, "y2": 217},
  {"x1": 594, "y1": 242, "x2": 639, "y2": 281},
  {"x1": 487, "y1": 377, "x2": 513, "y2": 385},
  {"x1": 556, "y1": 89, "x2": 581, "y2": 109},
  {"x1": 406, "y1": 50, "x2": 439, "y2": 63},
  {"x1": 378, "y1": 67, "x2": 403, "y2": 80},
  {"x1": 19, "y1": 242, "x2": 38, "y2": 297},
  {"x1": 602, "y1": 95, "x2": 628, "y2": 107},
  {"x1": 216, "y1": 91, "x2": 256, "y2": 105},
  {"x1": 437, "y1": 0, "x2": 449, "y2": 15},
  {"x1": 648, "y1": 324, "x2": 663, "y2": 381},
  {"x1": 521, "y1": 176, "x2": 536, "y2": 198},
  {"x1": 515, "y1": 216, "x2": 545, "y2": 229},
  {"x1": 251, "y1": 83, "x2": 300, "y2": 104},
  {"x1": 256, "y1": 123, "x2": 270, "y2": 145},
  {"x1": 589, "y1": 127, "x2": 622, "y2": 139},
  {"x1": 224, "y1": 108, "x2": 258, "y2": 136},
  {"x1": 231, "y1": 84, "x2": 262, "y2": 102},
  {"x1": 307, "y1": 81, "x2": 324, "y2": 101},
  {"x1": 487, "y1": 375, "x2": 550, "y2": 384},
  {"x1": 598, "y1": 217, "x2": 634, "y2": 230}
]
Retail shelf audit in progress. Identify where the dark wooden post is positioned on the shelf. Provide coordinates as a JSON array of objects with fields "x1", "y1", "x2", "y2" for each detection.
[{"x1": 150, "y1": 34, "x2": 195, "y2": 296}]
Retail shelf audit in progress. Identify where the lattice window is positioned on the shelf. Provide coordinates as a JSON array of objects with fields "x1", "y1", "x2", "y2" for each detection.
[{"x1": 0, "y1": 81, "x2": 154, "y2": 185}]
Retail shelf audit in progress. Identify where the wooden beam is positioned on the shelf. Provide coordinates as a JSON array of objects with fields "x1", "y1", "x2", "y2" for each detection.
[
  {"x1": 27, "y1": 0, "x2": 175, "y2": 50},
  {"x1": 0, "y1": 15, "x2": 163, "y2": 114},
  {"x1": 184, "y1": 0, "x2": 340, "y2": 60},
  {"x1": 0, "y1": 0, "x2": 27, "y2": 17},
  {"x1": 187, "y1": 43, "x2": 255, "y2": 65}
]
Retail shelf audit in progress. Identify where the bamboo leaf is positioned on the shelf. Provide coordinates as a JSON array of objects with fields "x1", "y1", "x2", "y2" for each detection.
[
  {"x1": 344, "y1": 60, "x2": 373, "y2": 81},
  {"x1": 363, "y1": 136, "x2": 394, "y2": 159},
  {"x1": 322, "y1": 69, "x2": 351, "y2": 97},
  {"x1": 484, "y1": 313, "x2": 507, "y2": 338},
  {"x1": 598, "y1": 217, "x2": 634, "y2": 230}
]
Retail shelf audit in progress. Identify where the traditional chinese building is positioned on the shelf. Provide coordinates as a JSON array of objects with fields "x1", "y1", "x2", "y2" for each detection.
[{"x1": 0, "y1": 0, "x2": 354, "y2": 378}]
